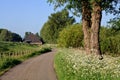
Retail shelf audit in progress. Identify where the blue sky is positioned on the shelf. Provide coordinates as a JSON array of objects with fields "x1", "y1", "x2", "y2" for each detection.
[{"x1": 0, "y1": 0, "x2": 114, "y2": 37}]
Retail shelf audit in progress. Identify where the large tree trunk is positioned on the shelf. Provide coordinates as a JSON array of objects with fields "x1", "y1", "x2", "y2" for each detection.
[
  {"x1": 82, "y1": 1, "x2": 91, "y2": 54},
  {"x1": 91, "y1": 2, "x2": 103, "y2": 59}
]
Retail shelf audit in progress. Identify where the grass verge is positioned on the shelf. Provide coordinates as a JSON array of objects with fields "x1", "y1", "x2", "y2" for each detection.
[{"x1": 55, "y1": 48, "x2": 120, "y2": 80}]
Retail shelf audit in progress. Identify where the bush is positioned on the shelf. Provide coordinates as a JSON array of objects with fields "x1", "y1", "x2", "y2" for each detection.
[
  {"x1": 38, "y1": 47, "x2": 51, "y2": 53},
  {"x1": 57, "y1": 24, "x2": 83, "y2": 48},
  {"x1": 100, "y1": 35, "x2": 120, "y2": 56},
  {"x1": 100, "y1": 27, "x2": 120, "y2": 56},
  {"x1": 0, "y1": 58, "x2": 21, "y2": 71},
  {"x1": 23, "y1": 47, "x2": 52, "y2": 59}
]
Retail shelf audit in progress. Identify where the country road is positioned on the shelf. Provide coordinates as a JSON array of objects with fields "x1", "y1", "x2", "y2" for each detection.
[{"x1": 0, "y1": 49, "x2": 57, "y2": 80}]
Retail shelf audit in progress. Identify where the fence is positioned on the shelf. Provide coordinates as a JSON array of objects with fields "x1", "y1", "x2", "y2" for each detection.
[{"x1": 0, "y1": 50, "x2": 36, "y2": 61}]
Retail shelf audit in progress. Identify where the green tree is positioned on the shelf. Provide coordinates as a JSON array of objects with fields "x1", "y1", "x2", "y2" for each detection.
[
  {"x1": 40, "y1": 9, "x2": 75, "y2": 43},
  {"x1": 24, "y1": 32, "x2": 32, "y2": 38},
  {"x1": 11, "y1": 33, "x2": 22, "y2": 42},
  {"x1": 35, "y1": 32, "x2": 40, "y2": 38},
  {"x1": 0, "y1": 29, "x2": 12, "y2": 41},
  {"x1": 48, "y1": 0, "x2": 120, "y2": 58},
  {"x1": 0, "y1": 29, "x2": 22, "y2": 42}
]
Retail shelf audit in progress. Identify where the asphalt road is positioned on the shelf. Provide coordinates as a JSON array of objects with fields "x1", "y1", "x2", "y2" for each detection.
[{"x1": 0, "y1": 49, "x2": 57, "y2": 80}]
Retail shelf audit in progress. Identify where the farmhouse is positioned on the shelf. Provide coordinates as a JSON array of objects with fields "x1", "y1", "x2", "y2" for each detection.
[{"x1": 24, "y1": 33, "x2": 43, "y2": 45}]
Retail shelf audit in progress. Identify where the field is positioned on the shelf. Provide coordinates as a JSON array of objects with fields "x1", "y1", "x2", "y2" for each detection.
[
  {"x1": 55, "y1": 48, "x2": 120, "y2": 80},
  {"x1": 0, "y1": 41, "x2": 51, "y2": 75}
]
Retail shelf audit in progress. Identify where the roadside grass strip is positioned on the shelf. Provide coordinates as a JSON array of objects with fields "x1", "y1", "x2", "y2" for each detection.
[{"x1": 55, "y1": 48, "x2": 120, "y2": 80}]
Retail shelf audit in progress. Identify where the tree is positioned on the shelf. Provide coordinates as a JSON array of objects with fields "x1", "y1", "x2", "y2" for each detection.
[
  {"x1": 11, "y1": 33, "x2": 22, "y2": 42},
  {"x1": 40, "y1": 9, "x2": 75, "y2": 43},
  {"x1": 0, "y1": 29, "x2": 22, "y2": 42},
  {"x1": 48, "y1": 0, "x2": 120, "y2": 58},
  {"x1": 0, "y1": 29, "x2": 12, "y2": 41},
  {"x1": 35, "y1": 32, "x2": 40, "y2": 38},
  {"x1": 25, "y1": 32, "x2": 32, "y2": 38}
]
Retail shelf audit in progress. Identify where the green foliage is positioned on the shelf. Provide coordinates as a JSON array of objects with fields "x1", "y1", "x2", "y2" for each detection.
[
  {"x1": 0, "y1": 29, "x2": 12, "y2": 41},
  {"x1": 40, "y1": 9, "x2": 75, "y2": 43},
  {"x1": 0, "y1": 41, "x2": 38, "y2": 52},
  {"x1": 24, "y1": 32, "x2": 32, "y2": 38},
  {"x1": 0, "y1": 29, "x2": 22, "y2": 42},
  {"x1": 55, "y1": 49, "x2": 120, "y2": 80},
  {"x1": 108, "y1": 17, "x2": 120, "y2": 31},
  {"x1": 23, "y1": 47, "x2": 52, "y2": 59},
  {"x1": 100, "y1": 35, "x2": 120, "y2": 56},
  {"x1": 100, "y1": 27, "x2": 120, "y2": 56},
  {"x1": 11, "y1": 33, "x2": 22, "y2": 42},
  {"x1": 0, "y1": 58, "x2": 21, "y2": 71},
  {"x1": 47, "y1": 0, "x2": 120, "y2": 16},
  {"x1": 38, "y1": 47, "x2": 51, "y2": 53},
  {"x1": 58, "y1": 24, "x2": 83, "y2": 48}
]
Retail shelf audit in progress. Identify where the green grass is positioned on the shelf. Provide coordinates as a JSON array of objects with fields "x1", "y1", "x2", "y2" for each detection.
[
  {"x1": 0, "y1": 41, "x2": 52, "y2": 75},
  {"x1": 0, "y1": 41, "x2": 39, "y2": 52},
  {"x1": 55, "y1": 48, "x2": 120, "y2": 80}
]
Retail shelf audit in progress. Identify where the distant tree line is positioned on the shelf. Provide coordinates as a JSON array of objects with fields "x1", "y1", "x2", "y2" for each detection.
[{"x1": 0, "y1": 29, "x2": 22, "y2": 42}]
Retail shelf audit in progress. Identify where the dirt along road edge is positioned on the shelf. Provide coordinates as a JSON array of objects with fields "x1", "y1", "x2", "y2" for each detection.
[{"x1": 0, "y1": 49, "x2": 57, "y2": 80}]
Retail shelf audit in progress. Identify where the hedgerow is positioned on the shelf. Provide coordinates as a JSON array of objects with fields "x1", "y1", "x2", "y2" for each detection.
[{"x1": 57, "y1": 24, "x2": 83, "y2": 48}]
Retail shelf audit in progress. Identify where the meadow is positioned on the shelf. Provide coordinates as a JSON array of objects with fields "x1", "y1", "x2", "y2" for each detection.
[
  {"x1": 55, "y1": 48, "x2": 120, "y2": 80},
  {"x1": 0, "y1": 41, "x2": 51, "y2": 75}
]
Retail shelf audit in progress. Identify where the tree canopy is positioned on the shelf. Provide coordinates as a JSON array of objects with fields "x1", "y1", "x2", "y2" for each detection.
[
  {"x1": 108, "y1": 17, "x2": 120, "y2": 31},
  {"x1": 40, "y1": 9, "x2": 75, "y2": 43},
  {"x1": 48, "y1": 0, "x2": 120, "y2": 16},
  {"x1": 0, "y1": 29, "x2": 22, "y2": 42}
]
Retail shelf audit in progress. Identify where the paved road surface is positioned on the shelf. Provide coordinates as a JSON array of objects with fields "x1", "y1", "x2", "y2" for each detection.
[{"x1": 0, "y1": 49, "x2": 57, "y2": 80}]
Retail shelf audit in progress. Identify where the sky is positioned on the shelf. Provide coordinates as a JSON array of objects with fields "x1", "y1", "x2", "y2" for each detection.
[{"x1": 0, "y1": 0, "x2": 114, "y2": 37}]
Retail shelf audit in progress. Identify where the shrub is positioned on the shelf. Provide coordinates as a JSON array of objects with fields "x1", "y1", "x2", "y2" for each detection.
[
  {"x1": 23, "y1": 47, "x2": 52, "y2": 59},
  {"x1": 57, "y1": 24, "x2": 83, "y2": 48},
  {"x1": 100, "y1": 35, "x2": 120, "y2": 56},
  {"x1": 0, "y1": 58, "x2": 21, "y2": 71},
  {"x1": 100, "y1": 27, "x2": 120, "y2": 56},
  {"x1": 38, "y1": 47, "x2": 51, "y2": 53}
]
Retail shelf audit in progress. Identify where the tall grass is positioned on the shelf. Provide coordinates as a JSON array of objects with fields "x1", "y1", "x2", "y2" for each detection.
[{"x1": 55, "y1": 48, "x2": 120, "y2": 80}]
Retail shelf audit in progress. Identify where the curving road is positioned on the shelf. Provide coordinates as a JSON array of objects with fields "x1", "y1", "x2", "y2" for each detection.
[{"x1": 0, "y1": 49, "x2": 57, "y2": 80}]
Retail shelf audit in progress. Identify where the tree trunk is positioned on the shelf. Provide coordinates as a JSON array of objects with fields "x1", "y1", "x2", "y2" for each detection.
[
  {"x1": 82, "y1": 1, "x2": 91, "y2": 54},
  {"x1": 91, "y1": 2, "x2": 103, "y2": 58}
]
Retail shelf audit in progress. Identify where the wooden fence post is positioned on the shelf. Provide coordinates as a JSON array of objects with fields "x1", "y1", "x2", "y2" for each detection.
[{"x1": 0, "y1": 52, "x2": 1, "y2": 59}]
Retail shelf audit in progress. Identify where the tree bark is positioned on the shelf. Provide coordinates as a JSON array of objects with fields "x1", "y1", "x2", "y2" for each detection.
[
  {"x1": 82, "y1": 1, "x2": 103, "y2": 59},
  {"x1": 82, "y1": 1, "x2": 91, "y2": 54},
  {"x1": 91, "y1": 2, "x2": 102, "y2": 57}
]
